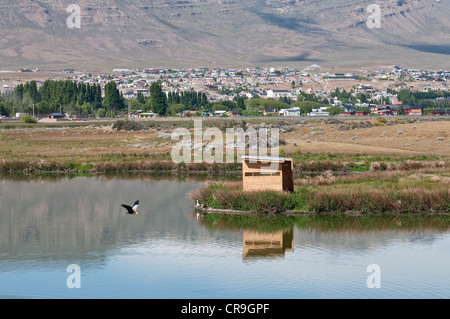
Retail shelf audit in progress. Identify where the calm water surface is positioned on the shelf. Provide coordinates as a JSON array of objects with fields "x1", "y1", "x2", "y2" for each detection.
[{"x1": 0, "y1": 176, "x2": 449, "y2": 299}]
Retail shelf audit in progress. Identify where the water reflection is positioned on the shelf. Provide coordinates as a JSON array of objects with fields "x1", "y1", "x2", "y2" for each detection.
[
  {"x1": 195, "y1": 212, "x2": 450, "y2": 234},
  {"x1": 1, "y1": 176, "x2": 449, "y2": 299},
  {"x1": 243, "y1": 229, "x2": 294, "y2": 260},
  {"x1": 0, "y1": 176, "x2": 205, "y2": 270},
  {"x1": 194, "y1": 212, "x2": 450, "y2": 261}
]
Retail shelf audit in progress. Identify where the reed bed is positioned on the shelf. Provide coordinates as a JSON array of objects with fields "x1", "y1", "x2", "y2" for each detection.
[
  {"x1": 0, "y1": 158, "x2": 241, "y2": 174},
  {"x1": 189, "y1": 182, "x2": 296, "y2": 213},
  {"x1": 191, "y1": 171, "x2": 450, "y2": 214},
  {"x1": 370, "y1": 160, "x2": 447, "y2": 171},
  {"x1": 309, "y1": 186, "x2": 450, "y2": 214}
]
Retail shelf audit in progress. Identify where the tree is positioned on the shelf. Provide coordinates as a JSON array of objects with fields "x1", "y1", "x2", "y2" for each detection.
[
  {"x1": 356, "y1": 93, "x2": 367, "y2": 103},
  {"x1": 24, "y1": 81, "x2": 39, "y2": 104},
  {"x1": 137, "y1": 92, "x2": 145, "y2": 104},
  {"x1": 14, "y1": 84, "x2": 24, "y2": 104},
  {"x1": 291, "y1": 101, "x2": 323, "y2": 115},
  {"x1": 150, "y1": 82, "x2": 168, "y2": 115},
  {"x1": 81, "y1": 102, "x2": 93, "y2": 115},
  {"x1": 298, "y1": 92, "x2": 319, "y2": 102},
  {"x1": 103, "y1": 81, "x2": 125, "y2": 115},
  {"x1": 326, "y1": 106, "x2": 345, "y2": 115},
  {"x1": 0, "y1": 99, "x2": 7, "y2": 116},
  {"x1": 96, "y1": 108, "x2": 106, "y2": 118},
  {"x1": 236, "y1": 96, "x2": 246, "y2": 110},
  {"x1": 167, "y1": 103, "x2": 185, "y2": 116}
]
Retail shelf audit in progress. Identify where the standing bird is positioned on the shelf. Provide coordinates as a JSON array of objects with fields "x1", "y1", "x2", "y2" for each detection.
[{"x1": 121, "y1": 200, "x2": 140, "y2": 215}]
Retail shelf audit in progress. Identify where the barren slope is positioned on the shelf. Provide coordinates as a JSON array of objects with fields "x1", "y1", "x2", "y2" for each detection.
[{"x1": 0, "y1": 0, "x2": 448, "y2": 69}]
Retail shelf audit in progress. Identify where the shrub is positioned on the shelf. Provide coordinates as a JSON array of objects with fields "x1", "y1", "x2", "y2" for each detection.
[
  {"x1": 189, "y1": 182, "x2": 295, "y2": 213},
  {"x1": 112, "y1": 120, "x2": 145, "y2": 131},
  {"x1": 21, "y1": 115, "x2": 37, "y2": 124}
]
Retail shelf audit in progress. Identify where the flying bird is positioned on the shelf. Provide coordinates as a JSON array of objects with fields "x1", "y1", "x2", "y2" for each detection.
[{"x1": 121, "y1": 200, "x2": 140, "y2": 215}]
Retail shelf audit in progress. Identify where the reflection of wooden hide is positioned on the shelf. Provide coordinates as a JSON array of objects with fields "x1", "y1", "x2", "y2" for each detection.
[{"x1": 243, "y1": 229, "x2": 294, "y2": 259}]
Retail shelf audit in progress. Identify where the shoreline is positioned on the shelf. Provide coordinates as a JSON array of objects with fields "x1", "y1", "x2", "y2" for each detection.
[{"x1": 193, "y1": 205, "x2": 450, "y2": 216}]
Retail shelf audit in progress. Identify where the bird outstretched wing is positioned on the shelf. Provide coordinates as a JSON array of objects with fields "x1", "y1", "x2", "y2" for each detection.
[
  {"x1": 132, "y1": 200, "x2": 139, "y2": 212},
  {"x1": 121, "y1": 204, "x2": 134, "y2": 214}
]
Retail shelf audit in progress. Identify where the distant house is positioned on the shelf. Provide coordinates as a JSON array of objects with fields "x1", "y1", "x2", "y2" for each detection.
[
  {"x1": 263, "y1": 108, "x2": 277, "y2": 116},
  {"x1": 130, "y1": 110, "x2": 143, "y2": 118},
  {"x1": 202, "y1": 110, "x2": 214, "y2": 117},
  {"x1": 228, "y1": 110, "x2": 241, "y2": 117},
  {"x1": 182, "y1": 110, "x2": 198, "y2": 117},
  {"x1": 279, "y1": 107, "x2": 300, "y2": 116},
  {"x1": 136, "y1": 112, "x2": 157, "y2": 119},
  {"x1": 49, "y1": 113, "x2": 65, "y2": 119},
  {"x1": 402, "y1": 105, "x2": 423, "y2": 116},
  {"x1": 267, "y1": 90, "x2": 292, "y2": 99},
  {"x1": 219, "y1": 76, "x2": 228, "y2": 83},
  {"x1": 432, "y1": 109, "x2": 447, "y2": 116},
  {"x1": 371, "y1": 105, "x2": 398, "y2": 116},
  {"x1": 305, "y1": 64, "x2": 321, "y2": 71},
  {"x1": 123, "y1": 91, "x2": 137, "y2": 99},
  {"x1": 308, "y1": 109, "x2": 329, "y2": 116},
  {"x1": 214, "y1": 110, "x2": 228, "y2": 117},
  {"x1": 16, "y1": 113, "x2": 30, "y2": 118},
  {"x1": 340, "y1": 110, "x2": 369, "y2": 116}
]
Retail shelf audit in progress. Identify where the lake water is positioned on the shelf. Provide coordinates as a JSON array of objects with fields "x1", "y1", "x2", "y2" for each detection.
[{"x1": 0, "y1": 176, "x2": 449, "y2": 299}]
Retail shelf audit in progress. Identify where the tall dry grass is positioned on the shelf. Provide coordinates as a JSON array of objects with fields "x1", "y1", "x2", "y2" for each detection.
[
  {"x1": 0, "y1": 158, "x2": 241, "y2": 174},
  {"x1": 370, "y1": 160, "x2": 447, "y2": 171},
  {"x1": 309, "y1": 186, "x2": 450, "y2": 213},
  {"x1": 295, "y1": 170, "x2": 337, "y2": 186}
]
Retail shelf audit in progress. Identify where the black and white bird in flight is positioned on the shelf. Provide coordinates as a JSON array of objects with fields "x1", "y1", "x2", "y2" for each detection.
[{"x1": 121, "y1": 200, "x2": 140, "y2": 215}]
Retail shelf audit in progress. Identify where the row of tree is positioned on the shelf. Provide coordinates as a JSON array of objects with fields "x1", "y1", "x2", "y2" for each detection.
[
  {"x1": 390, "y1": 89, "x2": 450, "y2": 108},
  {"x1": 1, "y1": 80, "x2": 124, "y2": 118},
  {"x1": 3, "y1": 79, "x2": 449, "y2": 119}
]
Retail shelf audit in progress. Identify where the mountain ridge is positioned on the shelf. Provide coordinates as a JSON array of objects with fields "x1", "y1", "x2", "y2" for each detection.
[{"x1": 0, "y1": 0, "x2": 449, "y2": 70}]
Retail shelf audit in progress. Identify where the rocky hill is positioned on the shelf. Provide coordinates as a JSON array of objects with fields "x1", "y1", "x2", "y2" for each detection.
[{"x1": 0, "y1": 0, "x2": 448, "y2": 70}]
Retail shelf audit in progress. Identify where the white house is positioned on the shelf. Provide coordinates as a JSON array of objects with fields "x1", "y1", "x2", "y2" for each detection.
[
  {"x1": 267, "y1": 89, "x2": 292, "y2": 99},
  {"x1": 279, "y1": 107, "x2": 300, "y2": 116},
  {"x1": 308, "y1": 108, "x2": 329, "y2": 116},
  {"x1": 214, "y1": 110, "x2": 228, "y2": 117}
]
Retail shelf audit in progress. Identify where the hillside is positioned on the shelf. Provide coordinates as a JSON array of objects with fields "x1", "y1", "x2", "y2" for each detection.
[{"x1": 0, "y1": 0, "x2": 449, "y2": 70}]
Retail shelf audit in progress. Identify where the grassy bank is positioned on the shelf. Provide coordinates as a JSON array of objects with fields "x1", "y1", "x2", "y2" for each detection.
[
  {"x1": 0, "y1": 158, "x2": 241, "y2": 175},
  {"x1": 1, "y1": 118, "x2": 449, "y2": 175},
  {"x1": 190, "y1": 169, "x2": 450, "y2": 214},
  {"x1": 0, "y1": 152, "x2": 447, "y2": 175}
]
